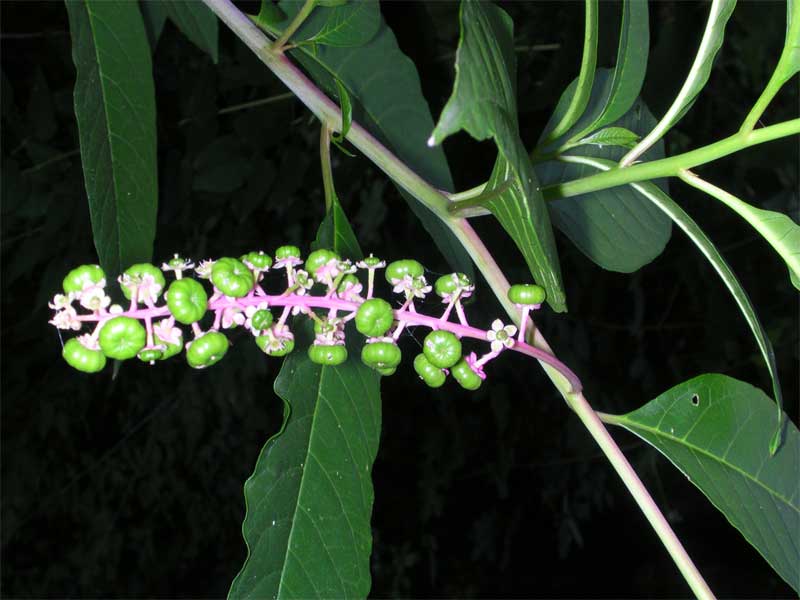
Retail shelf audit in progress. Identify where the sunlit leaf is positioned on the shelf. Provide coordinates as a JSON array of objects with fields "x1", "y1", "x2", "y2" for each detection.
[
  {"x1": 572, "y1": 126, "x2": 639, "y2": 150},
  {"x1": 605, "y1": 374, "x2": 799, "y2": 593}
]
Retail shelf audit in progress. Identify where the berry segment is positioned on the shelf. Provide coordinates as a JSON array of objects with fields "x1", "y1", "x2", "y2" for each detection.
[{"x1": 48, "y1": 252, "x2": 581, "y2": 394}]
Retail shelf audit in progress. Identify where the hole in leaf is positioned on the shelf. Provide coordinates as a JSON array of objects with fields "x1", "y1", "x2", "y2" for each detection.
[{"x1": 691, "y1": 393, "x2": 700, "y2": 407}]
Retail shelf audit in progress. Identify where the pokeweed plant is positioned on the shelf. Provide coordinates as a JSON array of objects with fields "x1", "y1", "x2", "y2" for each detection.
[{"x1": 57, "y1": 0, "x2": 798, "y2": 597}]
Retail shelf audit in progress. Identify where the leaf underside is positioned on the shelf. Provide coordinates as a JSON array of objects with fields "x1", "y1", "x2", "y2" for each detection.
[
  {"x1": 430, "y1": 0, "x2": 566, "y2": 312},
  {"x1": 65, "y1": 0, "x2": 158, "y2": 276},
  {"x1": 610, "y1": 374, "x2": 799, "y2": 593}
]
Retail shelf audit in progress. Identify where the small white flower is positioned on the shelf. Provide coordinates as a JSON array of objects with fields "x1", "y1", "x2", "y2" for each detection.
[
  {"x1": 77, "y1": 333, "x2": 101, "y2": 351},
  {"x1": 314, "y1": 259, "x2": 341, "y2": 288},
  {"x1": 356, "y1": 254, "x2": 386, "y2": 270},
  {"x1": 244, "y1": 302, "x2": 270, "y2": 333},
  {"x1": 153, "y1": 318, "x2": 182, "y2": 346},
  {"x1": 49, "y1": 306, "x2": 82, "y2": 331},
  {"x1": 195, "y1": 259, "x2": 215, "y2": 279},
  {"x1": 108, "y1": 304, "x2": 124, "y2": 315},
  {"x1": 78, "y1": 286, "x2": 111, "y2": 312},
  {"x1": 294, "y1": 270, "x2": 313, "y2": 295},
  {"x1": 137, "y1": 274, "x2": 163, "y2": 305},
  {"x1": 486, "y1": 319, "x2": 517, "y2": 352},
  {"x1": 49, "y1": 293, "x2": 75, "y2": 310},
  {"x1": 162, "y1": 254, "x2": 195, "y2": 275},
  {"x1": 222, "y1": 307, "x2": 245, "y2": 329},
  {"x1": 274, "y1": 256, "x2": 302, "y2": 269},
  {"x1": 338, "y1": 280, "x2": 363, "y2": 302}
]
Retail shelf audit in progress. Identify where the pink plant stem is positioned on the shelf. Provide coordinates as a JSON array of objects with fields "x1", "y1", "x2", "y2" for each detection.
[
  {"x1": 439, "y1": 298, "x2": 456, "y2": 322},
  {"x1": 474, "y1": 350, "x2": 500, "y2": 369},
  {"x1": 71, "y1": 292, "x2": 582, "y2": 392},
  {"x1": 455, "y1": 302, "x2": 469, "y2": 326},
  {"x1": 367, "y1": 271, "x2": 375, "y2": 299},
  {"x1": 145, "y1": 316, "x2": 154, "y2": 347},
  {"x1": 213, "y1": 309, "x2": 223, "y2": 330},
  {"x1": 517, "y1": 306, "x2": 530, "y2": 343}
]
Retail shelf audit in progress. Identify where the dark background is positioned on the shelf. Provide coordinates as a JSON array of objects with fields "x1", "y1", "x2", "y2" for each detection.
[{"x1": 2, "y1": 1, "x2": 798, "y2": 597}]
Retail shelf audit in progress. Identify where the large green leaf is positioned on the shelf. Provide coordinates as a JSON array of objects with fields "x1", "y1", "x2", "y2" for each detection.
[
  {"x1": 678, "y1": 171, "x2": 800, "y2": 290},
  {"x1": 65, "y1": 0, "x2": 158, "y2": 276},
  {"x1": 536, "y1": 92, "x2": 672, "y2": 273},
  {"x1": 429, "y1": 0, "x2": 566, "y2": 312},
  {"x1": 620, "y1": 0, "x2": 736, "y2": 165},
  {"x1": 604, "y1": 374, "x2": 799, "y2": 593},
  {"x1": 230, "y1": 188, "x2": 381, "y2": 599},
  {"x1": 274, "y1": 0, "x2": 380, "y2": 47},
  {"x1": 558, "y1": 155, "x2": 784, "y2": 448},
  {"x1": 162, "y1": 0, "x2": 219, "y2": 62},
  {"x1": 252, "y1": 1, "x2": 474, "y2": 279}
]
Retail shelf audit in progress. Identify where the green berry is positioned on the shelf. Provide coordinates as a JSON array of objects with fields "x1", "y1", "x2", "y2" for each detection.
[
  {"x1": 507, "y1": 284, "x2": 546, "y2": 305},
  {"x1": 99, "y1": 316, "x2": 146, "y2": 360},
  {"x1": 377, "y1": 366, "x2": 396, "y2": 377},
  {"x1": 304, "y1": 249, "x2": 339, "y2": 276},
  {"x1": 120, "y1": 264, "x2": 166, "y2": 301},
  {"x1": 413, "y1": 353, "x2": 446, "y2": 388},
  {"x1": 211, "y1": 257, "x2": 254, "y2": 298},
  {"x1": 153, "y1": 331, "x2": 183, "y2": 360},
  {"x1": 250, "y1": 309, "x2": 273, "y2": 331},
  {"x1": 186, "y1": 331, "x2": 229, "y2": 369},
  {"x1": 275, "y1": 245, "x2": 301, "y2": 261},
  {"x1": 337, "y1": 274, "x2": 360, "y2": 292},
  {"x1": 434, "y1": 273, "x2": 471, "y2": 297},
  {"x1": 451, "y1": 358, "x2": 482, "y2": 390},
  {"x1": 62, "y1": 338, "x2": 106, "y2": 373},
  {"x1": 166, "y1": 278, "x2": 208, "y2": 324},
  {"x1": 361, "y1": 341, "x2": 402, "y2": 370},
  {"x1": 355, "y1": 298, "x2": 394, "y2": 337},
  {"x1": 63, "y1": 264, "x2": 106, "y2": 294},
  {"x1": 241, "y1": 251, "x2": 273, "y2": 270},
  {"x1": 423, "y1": 330, "x2": 461, "y2": 369},
  {"x1": 361, "y1": 254, "x2": 383, "y2": 268},
  {"x1": 385, "y1": 259, "x2": 424, "y2": 283},
  {"x1": 138, "y1": 348, "x2": 163, "y2": 362},
  {"x1": 308, "y1": 344, "x2": 348, "y2": 366},
  {"x1": 255, "y1": 334, "x2": 294, "y2": 357}
]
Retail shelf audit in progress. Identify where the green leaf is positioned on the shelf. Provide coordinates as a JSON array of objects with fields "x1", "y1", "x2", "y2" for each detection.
[
  {"x1": 331, "y1": 78, "x2": 351, "y2": 142},
  {"x1": 430, "y1": 0, "x2": 566, "y2": 312},
  {"x1": 536, "y1": 94, "x2": 672, "y2": 273},
  {"x1": 253, "y1": 2, "x2": 475, "y2": 279},
  {"x1": 139, "y1": 1, "x2": 168, "y2": 51},
  {"x1": 559, "y1": 155, "x2": 784, "y2": 449},
  {"x1": 65, "y1": 0, "x2": 158, "y2": 276},
  {"x1": 605, "y1": 374, "x2": 799, "y2": 593},
  {"x1": 230, "y1": 206, "x2": 380, "y2": 599},
  {"x1": 787, "y1": 0, "x2": 800, "y2": 74},
  {"x1": 542, "y1": 0, "x2": 598, "y2": 142},
  {"x1": 267, "y1": 0, "x2": 380, "y2": 48},
  {"x1": 679, "y1": 171, "x2": 800, "y2": 291},
  {"x1": 620, "y1": 0, "x2": 736, "y2": 164},
  {"x1": 163, "y1": 0, "x2": 219, "y2": 63},
  {"x1": 571, "y1": 126, "x2": 640, "y2": 150}
]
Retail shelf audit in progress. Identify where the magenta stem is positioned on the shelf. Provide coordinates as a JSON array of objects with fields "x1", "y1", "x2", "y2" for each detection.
[{"x1": 67, "y1": 292, "x2": 582, "y2": 392}]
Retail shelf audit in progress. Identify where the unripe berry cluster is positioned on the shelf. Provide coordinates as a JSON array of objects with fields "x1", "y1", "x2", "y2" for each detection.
[{"x1": 49, "y1": 248, "x2": 581, "y2": 392}]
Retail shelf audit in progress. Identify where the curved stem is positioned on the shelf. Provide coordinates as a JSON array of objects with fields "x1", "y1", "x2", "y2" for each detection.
[
  {"x1": 319, "y1": 126, "x2": 334, "y2": 212},
  {"x1": 543, "y1": 118, "x2": 800, "y2": 201},
  {"x1": 271, "y1": 0, "x2": 315, "y2": 52},
  {"x1": 202, "y1": 1, "x2": 715, "y2": 595}
]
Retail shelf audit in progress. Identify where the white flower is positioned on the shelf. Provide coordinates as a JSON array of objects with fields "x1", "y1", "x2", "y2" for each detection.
[
  {"x1": 486, "y1": 319, "x2": 517, "y2": 352},
  {"x1": 49, "y1": 306, "x2": 82, "y2": 331},
  {"x1": 49, "y1": 293, "x2": 75, "y2": 310},
  {"x1": 195, "y1": 259, "x2": 215, "y2": 279},
  {"x1": 244, "y1": 302, "x2": 270, "y2": 333},
  {"x1": 392, "y1": 274, "x2": 431, "y2": 299},
  {"x1": 338, "y1": 280, "x2": 363, "y2": 302},
  {"x1": 356, "y1": 254, "x2": 386, "y2": 269},
  {"x1": 78, "y1": 285, "x2": 111, "y2": 312},
  {"x1": 76, "y1": 333, "x2": 101, "y2": 351},
  {"x1": 274, "y1": 256, "x2": 302, "y2": 269},
  {"x1": 314, "y1": 259, "x2": 341, "y2": 287},
  {"x1": 138, "y1": 274, "x2": 163, "y2": 305},
  {"x1": 221, "y1": 307, "x2": 245, "y2": 329},
  {"x1": 162, "y1": 254, "x2": 195, "y2": 275},
  {"x1": 294, "y1": 270, "x2": 313, "y2": 295},
  {"x1": 153, "y1": 318, "x2": 183, "y2": 346},
  {"x1": 337, "y1": 259, "x2": 356, "y2": 275},
  {"x1": 108, "y1": 304, "x2": 124, "y2": 315}
]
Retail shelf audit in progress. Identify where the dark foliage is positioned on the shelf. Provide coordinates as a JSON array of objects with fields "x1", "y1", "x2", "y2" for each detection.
[{"x1": 2, "y1": 1, "x2": 797, "y2": 597}]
